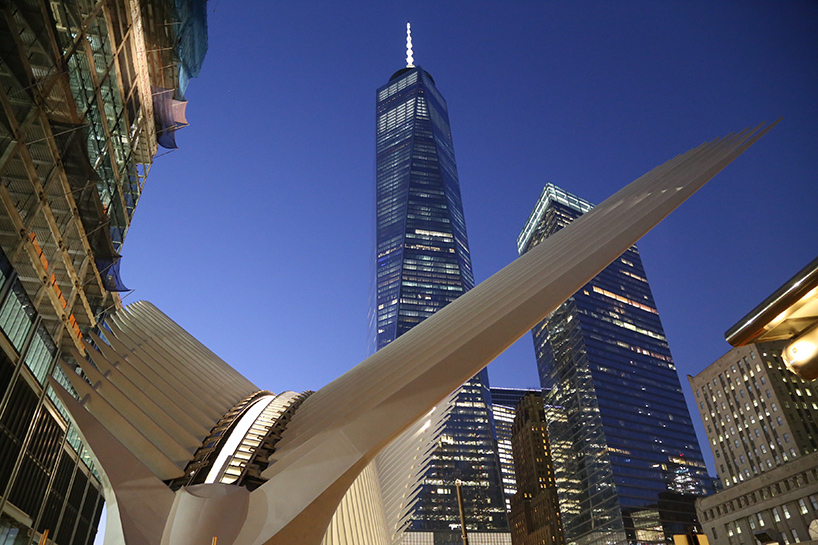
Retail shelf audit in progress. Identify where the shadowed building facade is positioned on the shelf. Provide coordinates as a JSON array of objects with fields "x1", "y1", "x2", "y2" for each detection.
[
  {"x1": 490, "y1": 387, "x2": 542, "y2": 513},
  {"x1": 372, "y1": 54, "x2": 509, "y2": 543},
  {"x1": 509, "y1": 392, "x2": 565, "y2": 545},
  {"x1": 690, "y1": 257, "x2": 818, "y2": 544},
  {"x1": 690, "y1": 342, "x2": 818, "y2": 544},
  {"x1": 518, "y1": 185, "x2": 712, "y2": 545}
]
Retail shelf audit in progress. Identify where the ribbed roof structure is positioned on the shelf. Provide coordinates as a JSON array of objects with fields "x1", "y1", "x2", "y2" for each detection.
[{"x1": 50, "y1": 123, "x2": 776, "y2": 545}]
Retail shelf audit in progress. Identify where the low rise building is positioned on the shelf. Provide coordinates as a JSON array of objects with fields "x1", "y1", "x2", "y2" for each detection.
[
  {"x1": 695, "y1": 450, "x2": 818, "y2": 544},
  {"x1": 689, "y1": 256, "x2": 818, "y2": 544}
]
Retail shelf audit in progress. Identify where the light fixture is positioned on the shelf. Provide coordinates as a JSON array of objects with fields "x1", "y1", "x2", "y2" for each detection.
[{"x1": 782, "y1": 322, "x2": 818, "y2": 381}]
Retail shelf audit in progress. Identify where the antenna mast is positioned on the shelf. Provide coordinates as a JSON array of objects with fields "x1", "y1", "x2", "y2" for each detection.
[{"x1": 406, "y1": 22, "x2": 414, "y2": 68}]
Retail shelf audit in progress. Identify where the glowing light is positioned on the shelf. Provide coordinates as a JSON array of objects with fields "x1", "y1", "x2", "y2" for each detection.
[
  {"x1": 770, "y1": 310, "x2": 789, "y2": 326},
  {"x1": 205, "y1": 395, "x2": 276, "y2": 484},
  {"x1": 406, "y1": 22, "x2": 414, "y2": 68},
  {"x1": 782, "y1": 323, "x2": 818, "y2": 380},
  {"x1": 787, "y1": 340, "x2": 816, "y2": 364}
]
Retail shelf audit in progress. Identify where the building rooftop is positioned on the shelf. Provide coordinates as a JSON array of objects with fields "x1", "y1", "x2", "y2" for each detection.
[
  {"x1": 517, "y1": 183, "x2": 594, "y2": 255},
  {"x1": 726, "y1": 255, "x2": 818, "y2": 346}
]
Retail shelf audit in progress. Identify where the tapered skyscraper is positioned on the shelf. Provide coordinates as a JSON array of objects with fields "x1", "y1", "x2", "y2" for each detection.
[
  {"x1": 519, "y1": 184, "x2": 711, "y2": 545},
  {"x1": 371, "y1": 25, "x2": 509, "y2": 544}
]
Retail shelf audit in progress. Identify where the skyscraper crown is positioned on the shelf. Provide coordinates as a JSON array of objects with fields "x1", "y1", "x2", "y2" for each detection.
[{"x1": 517, "y1": 183, "x2": 594, "y2": 254}]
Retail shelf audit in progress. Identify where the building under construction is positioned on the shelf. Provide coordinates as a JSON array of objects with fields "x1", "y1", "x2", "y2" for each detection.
[{"x1": 0, "y1": 0, "x2": 207, "y2": 542}]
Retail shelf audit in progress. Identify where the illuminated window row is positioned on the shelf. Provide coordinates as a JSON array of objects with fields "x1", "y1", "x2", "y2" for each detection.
[
  {"x1": 377, "y1": 71, "x2": 418, "y2": 101},
  {"x1": 592, "y1": 285, "x2": 658, "y2": 314}
]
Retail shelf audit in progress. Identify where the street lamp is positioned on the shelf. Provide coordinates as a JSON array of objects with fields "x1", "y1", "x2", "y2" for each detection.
[{"x1": 455, "y1": 479, "x2": 469, "y2": 545}]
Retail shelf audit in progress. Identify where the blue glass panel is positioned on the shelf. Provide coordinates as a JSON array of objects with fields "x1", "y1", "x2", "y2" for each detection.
[{"x1": 523, "y1": 191, "x2": 712, "y2": 544}]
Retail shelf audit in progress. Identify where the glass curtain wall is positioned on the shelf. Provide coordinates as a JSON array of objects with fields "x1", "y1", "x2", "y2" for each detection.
[{"x1": 520, "y1": 185, "x2": 711, "y2": 545}]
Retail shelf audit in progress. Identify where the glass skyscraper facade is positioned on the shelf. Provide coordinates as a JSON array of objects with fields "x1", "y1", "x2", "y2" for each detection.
[
  {"x1": 518, "y1": 185, "x2": 711, "y2": 545},
  {"x1": 374, "y1": 66, "x2": 472, "y2": 347},
  {"x1": 373, "y1": 64, "x2": 508, "y2": 542}
]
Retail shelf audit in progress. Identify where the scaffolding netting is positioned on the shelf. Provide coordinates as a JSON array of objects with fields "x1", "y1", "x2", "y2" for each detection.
[
  {"x1": 174, "y1": 0, "x2": 209, "y2": 94},
  {"x1": 50, "y1": 122, "x2": 118, "y2": 261},
  {"x1": 152, "y1": 86, "x2": 189, "y2": 149},
  {"x1": 95, "y1": 256, "x2": 129, "y2": 292}
]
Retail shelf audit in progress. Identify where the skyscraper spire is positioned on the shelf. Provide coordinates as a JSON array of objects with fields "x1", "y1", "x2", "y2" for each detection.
[{"x1": 406, "y1": 22, "x2": 414, "y2": 67}]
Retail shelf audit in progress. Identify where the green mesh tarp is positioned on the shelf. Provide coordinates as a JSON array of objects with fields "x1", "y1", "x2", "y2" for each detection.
[{"x1": 174, "y1": 0, "x2": 208, "y2": 93}]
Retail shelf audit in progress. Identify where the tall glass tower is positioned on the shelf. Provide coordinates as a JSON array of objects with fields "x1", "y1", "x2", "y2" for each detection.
[
  {"x1": 372, "y1": 34, "x2": 509, "y2": 543},
  {"x1": 518, "y1": 185, "x2": 711, "y2": 545}
]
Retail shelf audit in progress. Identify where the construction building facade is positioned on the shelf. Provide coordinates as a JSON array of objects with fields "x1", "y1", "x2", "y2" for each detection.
[{"x1": 0, "y1": 0, "x2": 207, "y2": 542}]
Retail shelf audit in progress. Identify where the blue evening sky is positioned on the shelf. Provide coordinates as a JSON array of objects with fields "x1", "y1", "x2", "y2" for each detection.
[{"x1": 120, "y1": 1, "x2": 817, "y2": 477}]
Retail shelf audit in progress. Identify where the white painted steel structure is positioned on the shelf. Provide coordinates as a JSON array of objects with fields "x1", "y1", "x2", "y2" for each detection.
[{"x1": 49, "y1": 123, "x2": 777, "y2": 544}]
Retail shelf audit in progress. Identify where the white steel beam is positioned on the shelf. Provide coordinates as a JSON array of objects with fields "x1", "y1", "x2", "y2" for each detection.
[
  {"x1": 71, "y1": 346, "x2": 203, "y2": 451},
  {"x1": 86, "y1": 332, "x2": 216, "y2": 432},
  {"x1": 244, "y1": 123, "x2": 778, "y2": 545},
  {"x1": 83, "y1": 334, "x2": 212, "y2": 438},
  {"x1": 57, "y1": 361, "x2": 187, "y2": 480}
]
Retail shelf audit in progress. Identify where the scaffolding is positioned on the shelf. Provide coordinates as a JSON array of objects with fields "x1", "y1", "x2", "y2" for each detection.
[{"x1": 0, "y1": 0, "x2": 205, "y2": 366}]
